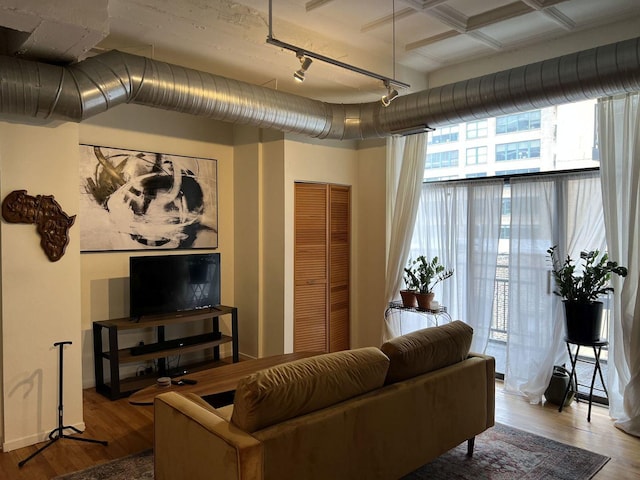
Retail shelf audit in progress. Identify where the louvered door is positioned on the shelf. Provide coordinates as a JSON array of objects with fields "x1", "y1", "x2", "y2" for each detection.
[
  {"x1": 329, "y1": 185, "x2": 350, "y2": 351},
  {"x1": 294, "y1": 182, "x2": 350, "y2": 353}
]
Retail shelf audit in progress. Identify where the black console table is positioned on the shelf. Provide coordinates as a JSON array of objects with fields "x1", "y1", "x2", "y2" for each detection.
[
  {"x1": 558, "y1": 337, "x2": 609, "y2": 422},
  {"x1": 93, "y1": 305, "x2": 238, "y2": 400}
]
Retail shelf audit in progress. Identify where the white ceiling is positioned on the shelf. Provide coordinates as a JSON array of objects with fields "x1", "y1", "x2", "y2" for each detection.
[{"x1": 2, "y1": 0, "x2": 640, "y2": 103}]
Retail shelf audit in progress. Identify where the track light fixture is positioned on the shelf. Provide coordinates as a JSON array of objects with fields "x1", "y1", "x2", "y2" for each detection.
[
  {"x1": 294, "y1": 54, "x2": 312, "y2": 82},
  {"x1": 267, "y1": 0, "x2": 409, "y2": 91},
  {"x1": 381, "y1": 82, "x2": 399, "y2": 107}
]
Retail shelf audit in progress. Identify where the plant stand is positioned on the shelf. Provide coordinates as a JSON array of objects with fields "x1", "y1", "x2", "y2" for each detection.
[
  {"x1": 18, "y1": 341, "x2": 108, "y2": 468},
  {"x1": 558, "y1": 337, "x2": 609, "y2": 422}
]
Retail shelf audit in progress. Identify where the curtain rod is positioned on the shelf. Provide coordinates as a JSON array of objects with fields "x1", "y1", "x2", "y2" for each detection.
[{"x1": 423, "y1": 167, "x2": 601, "y2": 186}]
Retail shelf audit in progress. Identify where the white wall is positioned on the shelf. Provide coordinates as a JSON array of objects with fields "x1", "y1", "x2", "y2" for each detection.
[{"x1": 0, "y1": 120, "x2": 83, "y2": 451}]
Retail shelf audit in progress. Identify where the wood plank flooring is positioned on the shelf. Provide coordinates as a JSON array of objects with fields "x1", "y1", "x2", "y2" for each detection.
[{"x1": 1, "y1": 380, "x2": 638, "y2": 479}]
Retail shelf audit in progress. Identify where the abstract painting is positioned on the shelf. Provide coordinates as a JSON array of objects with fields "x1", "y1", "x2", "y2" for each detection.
[{"x1": 79, "y1": 145, "x2": 217, "y2": 251}]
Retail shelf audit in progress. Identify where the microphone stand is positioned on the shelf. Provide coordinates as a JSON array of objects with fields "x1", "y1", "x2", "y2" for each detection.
[{"x1": 19, "y1": 341, "x2": 108, "y2": 467}]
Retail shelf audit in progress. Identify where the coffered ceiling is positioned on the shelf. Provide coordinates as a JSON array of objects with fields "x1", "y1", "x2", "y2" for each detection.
[{"x1": 2, "y1": 0, "x2": 640, "y2": 103}]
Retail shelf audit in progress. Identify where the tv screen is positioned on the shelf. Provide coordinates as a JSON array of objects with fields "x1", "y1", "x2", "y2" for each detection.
[{"x1": 129, "y1": 253, "x2": 221, "y2": 319}]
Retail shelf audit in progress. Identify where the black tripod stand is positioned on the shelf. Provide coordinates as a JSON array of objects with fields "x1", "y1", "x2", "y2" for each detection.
[{"x1": 19, "y1": 341, "x2": 108, "y2": 468}]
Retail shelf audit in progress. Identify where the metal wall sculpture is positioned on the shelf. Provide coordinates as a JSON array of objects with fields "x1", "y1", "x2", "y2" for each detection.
[
  {"x1": 79, "y1": 145, "x2": 218, "y2": 251},
  {"x1": 1, "y1": 190, "x2": 76, "y2": 262}
]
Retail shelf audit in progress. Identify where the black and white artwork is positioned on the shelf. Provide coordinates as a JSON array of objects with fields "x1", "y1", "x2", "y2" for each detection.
[{"x1": 79, "y1": 145, "x2": 217, "y2": 251}]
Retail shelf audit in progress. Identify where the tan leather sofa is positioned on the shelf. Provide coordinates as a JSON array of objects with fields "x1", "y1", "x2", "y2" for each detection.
[{"x1": 154, "y1": 321, "x2": 495, "y2": 480}]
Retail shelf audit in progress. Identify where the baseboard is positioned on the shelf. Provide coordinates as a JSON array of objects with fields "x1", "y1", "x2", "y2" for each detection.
[{"x1": 2, "y1": 421, "x2": 86, "y2": 452}]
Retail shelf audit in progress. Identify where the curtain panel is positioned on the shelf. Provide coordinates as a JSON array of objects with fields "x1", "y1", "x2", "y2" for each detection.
[
  {"x1": 598, "y1": 93, "x2": 640, "y2": 437},
  {"x1": 504, "y1": 172, "x2": 605, "y2": 403},
  {"x1": 383, "y1": 134, "x2": 428, "y2": 342},
  {"x1": 409, "y1": 179, "x2": 503, "y2": 353}
]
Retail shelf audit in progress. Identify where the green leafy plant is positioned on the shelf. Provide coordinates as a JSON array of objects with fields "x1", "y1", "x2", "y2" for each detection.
[
  {"x1": 402, "y1": 258, "x2": 420, "y2": 291},
  {"x1": 547, "y1": 245, "x2": 628, "y2": 303},
  {"x1": 404, "y1": 255, "x2": 453, "y2": 294}
]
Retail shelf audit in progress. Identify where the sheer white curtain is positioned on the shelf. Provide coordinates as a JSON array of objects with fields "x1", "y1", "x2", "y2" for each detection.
[
  {"x1": 598, "y1": 93, "x2": 640, "y2": 437},
  {"x1": 383, "y1": 133, "x2": 428, "y2": 341},
  {"x1": 505, "y1": 173, "x2": 605, "y2": 402},
  {"x1": 410, "y1": 179, "x2": 503, "y2": 353}
]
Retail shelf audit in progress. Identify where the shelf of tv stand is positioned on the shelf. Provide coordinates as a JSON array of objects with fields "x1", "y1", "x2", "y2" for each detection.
[{"x1": 93, "y1": 305, "x2": 238, "y2": 400}]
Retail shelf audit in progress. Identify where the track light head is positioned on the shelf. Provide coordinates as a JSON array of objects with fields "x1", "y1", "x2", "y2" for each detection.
[
  {"x1": 294, "y1": 54, "x2": 313, "y2": 82},
  {"x1": 381, "y1": 85, "x2": 399, "y2": 107}
]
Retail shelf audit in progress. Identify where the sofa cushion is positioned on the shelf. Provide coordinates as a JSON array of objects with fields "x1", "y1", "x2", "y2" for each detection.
[
  {"x1": 380, "y1": 320, "x2": 473, "y2": 384},
  {"x1": 230, "y1": 347, "x2": 389, "y2": 433}
]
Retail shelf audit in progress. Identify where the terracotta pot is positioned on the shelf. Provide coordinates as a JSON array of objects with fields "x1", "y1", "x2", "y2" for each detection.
[
  {"x1": 563, "y1": 301, "x2": 604, "y2": 344},
  {"x1": 415, "y1": 292, "x2": 435, "y2": 311},
  {"x1": 399, "y1": 290, "x2": 417, "y2": 308}
]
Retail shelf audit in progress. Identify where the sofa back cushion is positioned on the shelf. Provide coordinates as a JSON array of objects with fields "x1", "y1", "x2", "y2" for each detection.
[
  {"x1": 380, "y1": 320, "x2": 473, "y2": 384},
  {"x1": 231, "y1": 347, "x2": 390, "y2": 433}
]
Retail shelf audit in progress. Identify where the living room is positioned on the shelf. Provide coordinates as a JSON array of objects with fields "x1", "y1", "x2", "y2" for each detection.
[{"x1": 1, "y1": 1, "x2": 639, "y2": 478}]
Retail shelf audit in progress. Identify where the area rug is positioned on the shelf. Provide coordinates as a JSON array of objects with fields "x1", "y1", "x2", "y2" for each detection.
[{"x1": 53, "y1": 423, "x2": 609, "y2": 480}]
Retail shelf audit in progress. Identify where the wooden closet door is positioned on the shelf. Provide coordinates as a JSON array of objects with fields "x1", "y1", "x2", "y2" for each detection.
[
  {"x1": 329, "y1": 185, "x2": 350, "y2": 352},
  {"x1": 294, "y1": 183, "x2": 329, "y2": 352},
  {"x1": 294, "y1": 182, "x2": 350, "y2": 353}
]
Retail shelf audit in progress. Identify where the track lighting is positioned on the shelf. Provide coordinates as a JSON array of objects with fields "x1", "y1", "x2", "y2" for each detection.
[
  {"x1": 381, "y1": 82, "x2": 399, "y2": 107},
  {"x1": 267, "y1": 0, "x2": 409, "y2": 92},
  {"x1": 294, "y1": 54, "x2": 312, "y2": 82}
]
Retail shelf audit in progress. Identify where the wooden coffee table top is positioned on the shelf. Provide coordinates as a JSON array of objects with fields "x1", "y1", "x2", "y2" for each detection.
[{"x1": 128, "y1": 351, "x2": 320, "y2": 406}]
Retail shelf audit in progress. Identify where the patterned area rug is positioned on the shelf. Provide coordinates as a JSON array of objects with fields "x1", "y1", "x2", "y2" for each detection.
[
  {"x1": 54, "y1": 423, "x2": 609, "y2": 480},
  {"x1": 402, "y1": 423, "x2": 609, "y2": 480}
]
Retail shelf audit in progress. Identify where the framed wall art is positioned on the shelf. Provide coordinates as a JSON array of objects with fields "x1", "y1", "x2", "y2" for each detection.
[{"x1": 79, "y1": 145, "x2": 218, "y2": 251}]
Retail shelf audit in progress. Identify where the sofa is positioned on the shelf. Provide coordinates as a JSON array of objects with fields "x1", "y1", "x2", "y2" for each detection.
[{"x1": 154, "y1": 321, "x2": 495, "y2": 480}]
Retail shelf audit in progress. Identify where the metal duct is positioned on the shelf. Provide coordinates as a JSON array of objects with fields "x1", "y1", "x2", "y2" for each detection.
[{"x1": 1, "y1": 37, "x2": 640, "y2": 139}]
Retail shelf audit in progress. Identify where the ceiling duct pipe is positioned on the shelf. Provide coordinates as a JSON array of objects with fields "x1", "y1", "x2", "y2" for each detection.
[{"x1": 0, "y1": 37, "x2": 639, "y2": 140}]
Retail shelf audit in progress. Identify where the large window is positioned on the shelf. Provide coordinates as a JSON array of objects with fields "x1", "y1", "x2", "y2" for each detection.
[
  {"x1": 466, "y1": 120, "x2": 488, "y2": 139},
  {"x1": 428, "y1": 125, "x2": 459, "y2": 144},
  {"x1": 466, "y1": 146, "x2": 487, "y2": 165},
  {"x1": 423, "y1": 100, "x2": 598, "y2": 181},
  {"x1": 426, "y1": 150, "x2": 458, "y2": 169},
  {"x1": 496, "y1": 111, "x2": 541, "y2": 134},
  {"x1": 495, "y1": 140, "x2": 540, "y2": 161}
]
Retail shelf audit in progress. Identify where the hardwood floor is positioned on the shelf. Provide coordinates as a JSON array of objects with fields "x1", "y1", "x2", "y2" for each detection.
[{"x1": 1, "y1": 380, "x2": 638, "y2": 479}]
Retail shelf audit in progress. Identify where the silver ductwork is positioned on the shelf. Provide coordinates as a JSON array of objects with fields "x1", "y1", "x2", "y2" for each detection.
[{"x1": 1, "y1": 37, "x2": 640, "y2": 139}]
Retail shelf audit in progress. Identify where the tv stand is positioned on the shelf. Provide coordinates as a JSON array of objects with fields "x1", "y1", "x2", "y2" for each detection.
[{"x1": 93, "y1": 305, "x2": 238, "y2": 400}]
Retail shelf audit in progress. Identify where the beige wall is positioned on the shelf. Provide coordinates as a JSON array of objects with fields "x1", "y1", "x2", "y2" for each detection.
[
  {"x1": 354, "y1": 139, "x2": 388, "y2": 348},
  {"x1": 281, "y1": 135, "x2": 360, "y2": 353},
  {"x1": 0, "y1": 120, "x2": 83, "y2": 451},
  {"x1": 0, "y1": 104, "x2": 389, "y2": 451},
  {"x1": 79, "y1": 105, "x2": 236, "y2": 385}
]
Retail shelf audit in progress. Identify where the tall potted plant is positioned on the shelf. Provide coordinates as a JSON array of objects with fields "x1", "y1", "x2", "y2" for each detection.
[
  {"x1": 404, "y1": 255, "x2": 454, "y2": 310},
  {"x1": 400, "y1": 258, "x2": 419, "y2": 307},
  {"x1": 548, "y1": 246, "x2": 627, "y2": 343}
]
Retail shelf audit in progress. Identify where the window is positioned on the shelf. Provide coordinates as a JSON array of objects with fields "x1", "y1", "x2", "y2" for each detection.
[
  {"x1": 496, "y1": 111, "x2": 541, "y2": 134},
  {"x1": 428, "y1": 125, "x2": 459, "y2": 144},
  {"x1": 496, "y1": 140, "x2": 541, "y2": 161},
  {"x1": 466, "y1": 120, "x2": 488, "y2": 139},
  {"x1": 466, "y1": 146, "x2": 488, "y2": 165},
  {"x1": 426, "y1": 150, "x2": 459, "y2": 169},
  {"x1": 466, "y1": 172, "x2": 487, "y2": 179},
  {"x1": 495, "y1": 168, "x2": 540, "y2": 176}
]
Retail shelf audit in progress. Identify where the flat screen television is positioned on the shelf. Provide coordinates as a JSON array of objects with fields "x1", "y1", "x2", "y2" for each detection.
[{"x1": 129, "y1": 253, "x2": 221, "y2": 319}]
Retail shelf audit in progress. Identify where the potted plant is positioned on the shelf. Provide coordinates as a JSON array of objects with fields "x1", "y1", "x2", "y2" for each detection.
[
  {"x1": 404, "y1": 255, "x2": 454, "y2": 310},
  {"x1": 548, "y1": 245, "x2": 627, "y2": 343},
  {"x1": 400, "y1": 259, "x2": 419, "y2": 307}
]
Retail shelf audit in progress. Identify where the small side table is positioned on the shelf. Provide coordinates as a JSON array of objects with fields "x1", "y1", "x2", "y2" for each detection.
[
  {"x1": 559, "y1": 337, "x2": 609, "y2": 422},
  {"x1": 384, "y1": 301, "x2": 452, "y2": 337}
]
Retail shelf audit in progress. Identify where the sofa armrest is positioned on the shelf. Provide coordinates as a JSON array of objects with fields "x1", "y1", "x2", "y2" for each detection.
[
  {"x1": 154, "y1": 391, "x2": 263, "y2": 480},
  {"x1": 468, "y1": 352, "x2": 496, "y2": 428}
]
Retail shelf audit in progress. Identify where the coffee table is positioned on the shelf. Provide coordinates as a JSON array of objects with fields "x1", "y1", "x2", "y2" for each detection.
[{"x1": 128, "y1": 351, "x2": 319, "y2": 406}]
